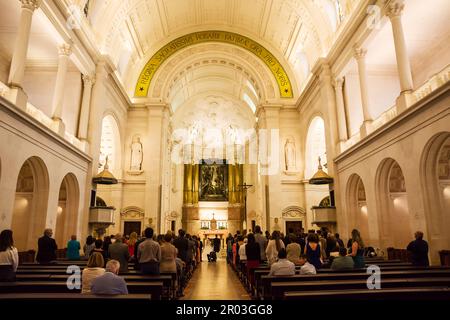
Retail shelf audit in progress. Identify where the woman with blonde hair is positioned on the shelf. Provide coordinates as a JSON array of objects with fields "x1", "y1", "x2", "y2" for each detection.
[
  {"x1": 128, "y1": 232, "x2": 138, "y2": 258},
  {"x1": 82, "y1": 252, "x2": 105, "y2": 293},
  {"x1": 348, "y1": 229, "x2": 365, "y2": 268}
]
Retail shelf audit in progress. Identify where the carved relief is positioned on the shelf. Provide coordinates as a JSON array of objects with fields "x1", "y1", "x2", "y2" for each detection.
[
  {"x1": 120, "y1": 206, "x2": 145, "y2": 219},
  {"x1": 282, "y1": 206, "x2": 306, "y2": 218}
]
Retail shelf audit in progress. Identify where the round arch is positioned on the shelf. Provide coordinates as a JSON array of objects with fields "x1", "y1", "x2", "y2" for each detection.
[
  {"x1": 11, "y1": 156, "x2": 50, "y2": 251},
  {"x1": 55, "y1": 173, "x2": 80, "y2": 248},
  {"x1": 134, "y1": 30, "x2": 294, "y2": 98},
  {"x1": 375, "y1": 158, "x2": 411, "y2": 248},
  {"x1": 420, "y1": 132, "x2": 450, "y2": 258},
  {"x1": 152, "y1": 44, "x2": 277, "y2": 104},
  {"x1": 346, "y1": 174, "x2": 369, "y2": 241}
]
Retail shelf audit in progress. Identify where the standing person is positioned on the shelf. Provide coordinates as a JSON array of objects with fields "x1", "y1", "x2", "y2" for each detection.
[
  {"x1": 286, "y1": 235, "x2": 301, "y2": 265},
  {"x1": 108, "y1": 234, "x2": 130, "y2": 273},
  {"x1": 348, "y1": 229, "x2": 365, "y2": 268},
  {"x1": 213, "y1": 235, "x2": 221, "y2": 253},
  {"x1": 102, "y1": 236, "x2": 112, "y2": 259},
  {"x1": 128, "y1": 232, "x2": 138, "y2": 260},
  {"x1": 199, "y1": 237, "x2": 203, "y2": 262},
  {"x1": 160, "y1": 233, "x2": 177, "y2": 273},
  {"x1": 304, "y1": 233, "x2": 322, "y2": 270},
  {"x1": 254, "y1": 226, "x2": 268, "y2": 262},
  {"x1": 83, "y1": 235, "x2": 95, "y2": 258},
  {"x1": 265, "y1": 231, "x2": 271, "y2": 241},
  {"x1": 0, "y1": 230, "x2": 19, "y2": 281},
  {"x1": 266, "y1": 231, "x2": 285, "y2": 265},
  {"x1": 91, "y1": 239, "x2": 106, "y2": 262},
  {"x1": 66, "y1": 235, "x2": 80, "y2": 260},
  {"x1": 326, "y1": 234, "x2": 338, "y2": 258},
  {"x1": 81, "y1": 252, "x2": 105, "y2": 293},
  {"x1": 173, "y1": 229, "x2": 189, "y2": 263},
  {"x1": 335, "y1": 233, "x2": 344, "y2": 248},
  {"x1": 36, "y1": 229, "x2": 57, "y2": 264},
  {"x1": 226, "y1": 233, "x2": 234, "y2": 264},
  {"x1": 407, "y1": 231, "x2": 429, "y2": 267},
  {"x1": 245, "y1": 233, "x2": 261, "y2": 285},
  {"x1": 238, "y1": 237, "x2": 248, "y2": 263},
  {"x1": 137, "y1": 228, "x2": 161, "y2": 274},
  {"x1": 91, "y1": 260, "x2": 128, "y2": 295}
]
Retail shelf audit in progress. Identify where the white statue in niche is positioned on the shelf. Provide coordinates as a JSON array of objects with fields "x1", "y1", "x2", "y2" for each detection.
[
  {"x1": 130, "y1": 135, "x2": 143, "y2": 173},
  {"x1": 284, "y1": 137, "x2": 297, "y2": 172}
]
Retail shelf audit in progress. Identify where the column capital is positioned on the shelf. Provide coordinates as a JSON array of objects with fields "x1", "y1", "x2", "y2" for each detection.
[
  {"x1": 353, "y1": 47, "x2": 367, "y2": 60},
  {"x1": 82, "y1": 74, "x2": 95, "y2": 87},
  {"x1": 386, "y1": 1, "x2": 405, "y2": 19},
  {"x1": 58, "y1": 43, "x2": 72, "y2": 56},
  {"x1": 332, "y1": 77, "x2": 344, "y2": 89},
  {"x1": 20, "y1": 0, "x2": 40, "y2": 11}
]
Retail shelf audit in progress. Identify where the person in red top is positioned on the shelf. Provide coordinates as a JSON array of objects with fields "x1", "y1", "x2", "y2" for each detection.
[{"x1": 128, "y1": 232, "x2": 138, "y2": 259}]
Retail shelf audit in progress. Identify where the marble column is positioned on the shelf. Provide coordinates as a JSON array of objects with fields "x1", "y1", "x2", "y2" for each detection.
[
  {"x1": 7, "y1": 0, "x2": 40, "y2": 109},
  {"x1": 334, "y1": 77, "x2": 348, "y2": 143},
  {"x1": 51, "y1": 43, "x2": 72, "y2": 135},
  {"x1": 78, "y1": 74, "x2": 95, "y2": 151},
  {"x1": 354, "y1": 47, "x2": 372, "y2": 137},
  {"x1": 387, "y1": 1, "x2": 414, "y2": 112}
]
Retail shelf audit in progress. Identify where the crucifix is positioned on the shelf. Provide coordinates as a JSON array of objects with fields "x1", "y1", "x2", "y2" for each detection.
[{"x1": 238, "y1": 182, "x2": 253, "y2": 232}]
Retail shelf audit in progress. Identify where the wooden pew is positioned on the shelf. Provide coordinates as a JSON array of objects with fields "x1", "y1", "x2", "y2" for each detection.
[
  {"x1": 13, "y1": 273, "x2": 173, "y2": 299},
  {"x1": 0, "y1": 281, "x2": 163, "y2": 300},
  {"x1": 270, "y1": 277, "x2": 450, "y2": 299},
  {"x1": 0, "y1": 293, "x2": 151, "y2": 301},
  {"x1": 283, "y1": 287, "x2": 450, "y2": 301},
  {"x1": 259, "y1": 269, "x2": 450, "y2": 299}
]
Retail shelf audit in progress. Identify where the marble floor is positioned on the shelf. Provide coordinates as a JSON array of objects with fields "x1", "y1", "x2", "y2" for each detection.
[{"x1": 181, "y1": 257, "x2": 251, "y2": 300}]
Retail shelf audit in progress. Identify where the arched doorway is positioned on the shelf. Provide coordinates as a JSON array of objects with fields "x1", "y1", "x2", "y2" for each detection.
[
  {"x1": 346, "y1": 174, "x2": 369, "y2": 241},
  {"x1": 55, "y1": 173, "x2": 80, "y2": 248},
  {"x1": 376, "y1": 158, "x2": 411, "y2": 248},
  {"x1": 282, "y1": 206, "x2": 306, "y2": 234},
  {"x1": 120, "y1": 206, "x2": 145, "y2": 237},
  {"x1": 11, "y1": 157, "x2": 49, "y2": 251},
  {"x1": 421, "y1": 132, "x2": 450, "y2": 261}
]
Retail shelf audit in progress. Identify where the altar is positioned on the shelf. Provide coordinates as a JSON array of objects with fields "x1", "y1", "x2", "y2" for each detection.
[{"x1": 198, "y1": 229, "x2": 228, "y2": 249}]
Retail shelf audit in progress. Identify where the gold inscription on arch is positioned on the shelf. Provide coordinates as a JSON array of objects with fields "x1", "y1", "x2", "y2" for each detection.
[{"x1": 134, "y1": 31, "x2": 293, "y2": 98}]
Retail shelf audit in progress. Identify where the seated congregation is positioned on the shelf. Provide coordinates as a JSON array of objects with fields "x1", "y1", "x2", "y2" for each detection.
[
  {"x1": 0, "y1": 227, "x2": 203, "y2": 300},
  {"x1": 226, "y1": 227, "x2": 450, "y2": 300},
  {"x1": 0, "y1": 225, "x2": 449, "y2": 301}
]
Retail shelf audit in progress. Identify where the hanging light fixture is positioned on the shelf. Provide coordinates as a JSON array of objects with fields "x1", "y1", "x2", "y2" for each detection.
[
  {"x1": 92, "y1": 156, "x2": 118, "y2": 185},
  {"x1": 309, "y1": 156, "x2": 333, "y2": 185}
]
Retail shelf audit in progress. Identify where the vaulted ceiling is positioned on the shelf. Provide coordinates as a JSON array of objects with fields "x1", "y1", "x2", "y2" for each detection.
[{"x1": 84, "y1": 0, "x2": 359, "y2": 101}]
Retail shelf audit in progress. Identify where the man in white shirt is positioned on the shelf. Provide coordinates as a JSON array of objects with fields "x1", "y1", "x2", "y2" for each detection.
[
  {"x1": 268, "y1": 248, "x2": 295, "y2": 276},
  {"x1": 298, "y1": 254, "x2": 317, "y2": 275}
]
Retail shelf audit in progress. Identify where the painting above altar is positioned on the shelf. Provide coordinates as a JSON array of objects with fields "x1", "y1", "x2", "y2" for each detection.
[{"x1": 199, "y1": 159, "x2": 228, "y2": 201}]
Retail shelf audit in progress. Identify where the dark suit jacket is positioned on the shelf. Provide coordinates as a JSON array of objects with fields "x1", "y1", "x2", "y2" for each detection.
[
  {"x1": 108, "y1": 242, "x2": 130, "y2": 273},
  {"x1": 36, "y1": 235, "x2": 57, "y2": 263},
  {"x1": 173, "y1": 237, "x2": 189, "y2": 262}
]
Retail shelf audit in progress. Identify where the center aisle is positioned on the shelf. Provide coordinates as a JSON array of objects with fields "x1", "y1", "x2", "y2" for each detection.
[{"x1": 181, "y1": 258, "x2": 251, "y2": 300}]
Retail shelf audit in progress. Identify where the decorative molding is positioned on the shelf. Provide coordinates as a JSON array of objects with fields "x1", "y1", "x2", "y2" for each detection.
[
  {"x1": 135, "y1": 30, "x2": 293, "y2": 98},
  {"x1": 120, "y1": 206, "x2": 145, "y2": 218},
  {"x1": 282, "y1": 206, "x2": 306, "y2": 218}
]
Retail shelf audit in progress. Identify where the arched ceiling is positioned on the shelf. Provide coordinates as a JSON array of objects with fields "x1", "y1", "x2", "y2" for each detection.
[
  {"x1": 83, "y1": 0, "x2": 358, "y2": 100},
  {"x1": 149, "y1": 43, "x2": 277, "y2": 113}
]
